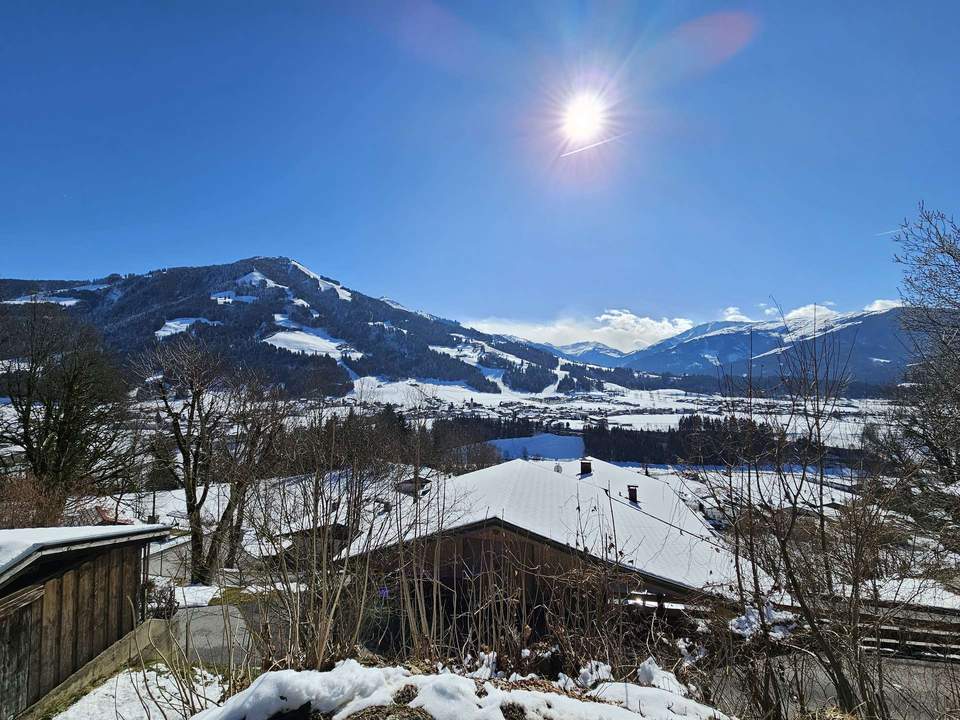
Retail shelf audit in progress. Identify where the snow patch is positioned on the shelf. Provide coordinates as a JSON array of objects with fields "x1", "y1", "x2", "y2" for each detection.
[
  {"x1": 237, "y1": 270, "x2": 285, "y2": 289},
  {"x1": 211, "y1": 290, "x2": 257, "y2": 304},
  {"x1": 264, "y1": 315, "x2": 361, "y2": 361},
  {"x1": 577, "y1": 660, "x2": 613, "y2": 688},
  {"x1": 380, "y1": 297, "x2": 408, "y2": 311},
  {"x1": 2, "y1": 293, "x2": 80, "y2": 306},
  {"x1": 635, "y1": 657, "x2": 688, "y2": 697},
  {"x1": 589, "y1": 682, "x2": 728, "y2": 720},
  {"x1": 290, "y1": 260, "x2": 352, "y2": 301},
  {"x1": 369, "y1": 320, "x2": 407, "y2": 334},
  {"x1": 54, "y1": 665, "x2": 222, "y2": 719},
  {"x1": 155, "y1": 317, "x2": 222, "y2": 339},
  {"x1": 465, "y1": 651, "x2": 498, "y2": 680},
  {"x1": 68, "y1": 282, "x2": 111, "y2": 292},
  {"x1": 729, "y1": 602, "x2": 796, "y2": 641},
  {"x1": 176, "y1": 584, "x2": 221, "y2": 607}
]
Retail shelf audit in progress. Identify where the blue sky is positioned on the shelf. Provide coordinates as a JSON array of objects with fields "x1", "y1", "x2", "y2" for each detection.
[{"x1": 2, "y1": 2, "x2": 956, "y2": 349}]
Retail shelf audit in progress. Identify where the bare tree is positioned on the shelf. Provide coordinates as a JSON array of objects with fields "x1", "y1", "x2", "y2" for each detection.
[
  {"x1": 238, "y1": 404, "x2": 398, "y2": 669},
  {"x1": 686, "y1": 314, "x2": 960, "y2": 720},
  {"x1": 894, "y1": 205, "x2": 960, "y2": 488},
  {"x1": 0, "y1": 303, "x2": 134, "y2": 521},
  {"x1": 134, "y1": 335, "x2": 233, "y2": 583},
  {"x1": 207, "y1": 371, "x2": 292, "y2": 571}
]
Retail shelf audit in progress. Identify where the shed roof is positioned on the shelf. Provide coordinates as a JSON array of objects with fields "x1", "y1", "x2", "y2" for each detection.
[{"x1": 0, "y1": 525, "x2": 169, "y2": 591}]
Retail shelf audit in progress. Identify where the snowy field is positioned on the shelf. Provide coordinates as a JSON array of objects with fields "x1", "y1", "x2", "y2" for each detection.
[
  {"x1": 264, "y1": 314, "x2": 362, "y2": 361},
  {"x1": 346, "y1": 377, "x2": 888, "y2": 449},
  {"x1": 155, "y1": 317, "x2": 222, "y2": 338}
]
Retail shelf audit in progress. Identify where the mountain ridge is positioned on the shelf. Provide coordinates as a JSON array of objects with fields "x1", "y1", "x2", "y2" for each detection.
[
  {"x1": 0, "y1": 256, "x2": 907, "y2": 395},
  {"x1": 618, "y1": 308, "x2": 908, "y2": 384}
]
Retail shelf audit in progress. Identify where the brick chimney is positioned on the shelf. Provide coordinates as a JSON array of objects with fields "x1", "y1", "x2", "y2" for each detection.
[
  {"x1": 580, "y1": 458, "x2": 592, "y2": 475},
  {"x1": 627, "y1": 485, "x2": 638, "y2": 504}
]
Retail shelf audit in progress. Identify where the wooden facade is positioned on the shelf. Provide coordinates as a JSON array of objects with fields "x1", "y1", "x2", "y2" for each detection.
[
  {"x1": 369, "y1": 518, "x2": 696, "y2": 601},
  {"x1": 0, "y1": 535, "x2": 160, "y2": 719}
]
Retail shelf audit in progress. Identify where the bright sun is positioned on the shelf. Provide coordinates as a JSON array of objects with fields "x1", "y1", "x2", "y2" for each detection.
[{"x1": 562, "y1": 93, "x2": 606, "y2": 144}]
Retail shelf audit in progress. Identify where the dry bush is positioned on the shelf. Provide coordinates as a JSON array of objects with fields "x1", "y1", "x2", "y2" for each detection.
[{"x1": 0, "y1": 473, "x2": 67, "y2": 528}]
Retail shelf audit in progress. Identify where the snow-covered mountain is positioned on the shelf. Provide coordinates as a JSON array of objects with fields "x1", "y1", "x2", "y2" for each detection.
[
  {"x1": 542, "y1": 341, "x2": 627, "y2": 368},
  {"x1": 619, "y1": 308, "x2": 909, "y2": 384},
  {"x1": 0, "y1": 257, "x2": 560, "y2": 397},
  {"x1": 0, "y1": 257, "x2": 909, "y2": 396}
]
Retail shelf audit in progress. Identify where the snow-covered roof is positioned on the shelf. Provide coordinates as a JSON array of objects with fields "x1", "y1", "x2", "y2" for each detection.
[
  {"x1": 0, "y1": 525, "x2": 169, "y2": 590},
  {"x1": 664, "y1": 467, "x2": 859, "y2": 516},
  {"x1": 344, "y1": 458, "x2": 736, "y2": 595}
]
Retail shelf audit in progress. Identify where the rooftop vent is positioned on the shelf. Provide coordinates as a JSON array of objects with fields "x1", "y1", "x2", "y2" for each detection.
[
  {"x1": 580, "y1": 458, "x2": 592, "y2": 475},
  {"x1": 396, "y1": 473, "x2": 430, "y2": 497},
  {"x1": 554, "y1": 463, "x2": 562, "y2": 473}
]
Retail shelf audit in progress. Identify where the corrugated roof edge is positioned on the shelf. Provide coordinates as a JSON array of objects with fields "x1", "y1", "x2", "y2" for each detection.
[{"x1": 0, "y1": 525, "x2": 170, "y2": 592}]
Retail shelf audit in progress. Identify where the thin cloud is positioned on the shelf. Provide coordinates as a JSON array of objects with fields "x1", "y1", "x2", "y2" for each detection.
[
  {"x1": 466, "y1": 310, "x2": 693, "y2": 352},
  {"x1": 783, "y1": 303, "x2": 840, "y2": 322},
  {"x1": 469, "y1": 298, "x2": 900, "y2": 353},
  {"x1": 864, "y1": 298, "x2": 902, "y2": 312},
  {"x1": 721, "y1": 306, "x2": 752, "y2": 322}
]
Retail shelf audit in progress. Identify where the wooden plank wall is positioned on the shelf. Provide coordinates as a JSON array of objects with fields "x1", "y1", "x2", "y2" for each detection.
[
  {"x1": 0, "y1": 593, "x2": 40, "y2": 720},
  {"x1": 0, "y1": 543, "x2": 144, "y2": 718}
]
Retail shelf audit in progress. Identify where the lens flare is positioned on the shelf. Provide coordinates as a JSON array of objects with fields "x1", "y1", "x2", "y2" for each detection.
[{"x1": 561, "y1": 93, "x2": 607, "y2": 144}]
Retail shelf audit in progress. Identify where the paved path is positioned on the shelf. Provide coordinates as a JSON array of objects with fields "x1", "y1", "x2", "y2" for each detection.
[{"x1": 171, "y1": 605, "x2": 259, "y2": 667}]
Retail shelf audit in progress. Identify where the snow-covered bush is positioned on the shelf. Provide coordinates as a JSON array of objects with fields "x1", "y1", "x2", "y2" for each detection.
[
  {"x1": 144, "y1": 577, "x2": 179, "y2": 619},
  {"x1": 188, "y1": 658, "x2": 728, "y2": 720},
  {"x1": 728, "y1": 602, "x2": 796, "y2": 642},
  {"x1": 635, "y1": 656, "x2": 689, "y2": 697}
]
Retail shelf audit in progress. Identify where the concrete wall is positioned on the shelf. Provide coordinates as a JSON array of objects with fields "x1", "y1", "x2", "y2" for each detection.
[
  {"x1": 170, "y1": 604, "x2": 257, "y2": 667},
  {"x1": 148, "y1": 538, "x2": 192, "y2": 581}
]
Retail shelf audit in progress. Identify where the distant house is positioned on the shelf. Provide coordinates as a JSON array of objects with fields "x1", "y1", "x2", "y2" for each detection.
[
  {"x1": 144, "y1": 474, "x2": 362, "y2": 581},
  {"x1": 0, "y1": 525, "x2": 168, "y2": 718}
]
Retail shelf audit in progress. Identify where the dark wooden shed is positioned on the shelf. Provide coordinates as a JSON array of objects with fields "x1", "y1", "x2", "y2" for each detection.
[{"x1": 0, "y1": 525, "x2": 168, "y2": 718}]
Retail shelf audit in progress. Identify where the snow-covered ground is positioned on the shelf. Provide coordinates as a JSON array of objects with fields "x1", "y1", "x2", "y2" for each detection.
[
  {"x1": 53, "y1": 655, "x2": 726, "y2": 720},
  {"x1": 98, "y1": 484, "x2": 232, "y2": 528},
  {"x1": 192, "y1": 658, "x2": 727, "y2": 720},
  {"x1": 1, "y1": 293, "x2": 81, "y2": 306},
  {"x1": 172, "y1": 582, "x2": 222, "y2": 607},
  {"x1": 264, "y1": 314, "x2": 362, "y2": 361},
  {"x1": 347, "y1": 378, "x2": 888, "y2": 449},
  {"x1": 155, "y1": 317, "x2": 222, "y2": 338},
  {"x1": 290, "y1": 259, "x2": 352, "y2": 301},
  {"x1": 237, "y1": 269, "x2": 283, "y2": 289},
  {"x1": 54, "y1": 665, "x2": 223, "y2": 720}
]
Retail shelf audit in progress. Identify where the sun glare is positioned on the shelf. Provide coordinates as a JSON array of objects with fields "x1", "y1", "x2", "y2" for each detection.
[{"x1": 562, "y1": 93, "x2": 607, "y2": 144}]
